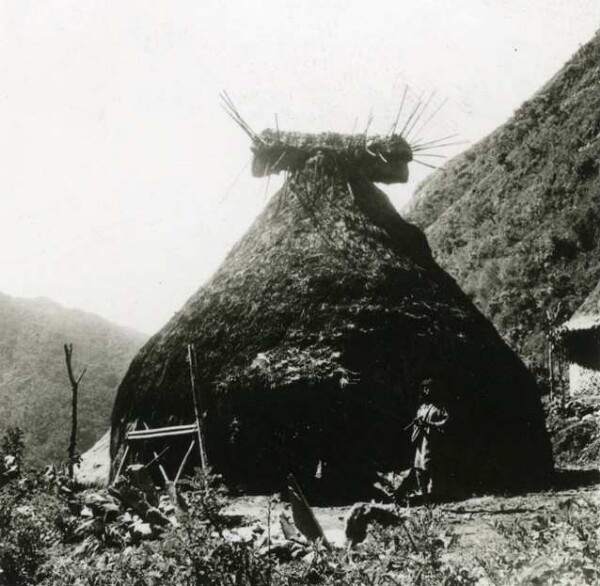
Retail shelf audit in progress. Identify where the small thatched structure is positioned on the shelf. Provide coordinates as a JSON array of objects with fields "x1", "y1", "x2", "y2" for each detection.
[
  {"x1": 562, "y1": 282, "x2": 600, "y2": 396},
  {"x1": 110, "y1": 125, "x2": 552, "y2": 499}
]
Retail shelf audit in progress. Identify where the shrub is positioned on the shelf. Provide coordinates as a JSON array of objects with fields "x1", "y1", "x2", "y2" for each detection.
[
  {"x1": 8, "y1": 460, "x2": 600, "y2": 586},
  {"x1": 476, "y1": 497, "x2": 600, "y2": 585},
  {"x1": 0, "y1": 484, "x2": 70, "y2": 586}
]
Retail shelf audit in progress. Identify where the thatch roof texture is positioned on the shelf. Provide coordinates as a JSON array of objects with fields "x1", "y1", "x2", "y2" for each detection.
[
  {"x1": 562, "y1": 282, "x2": 600, "y2": 374},
  {"x1": 564, "y1": 282, "x2": 600, "y2": 332},
  {"x1": 111, "y1": 136, "x2": 552, "y2": 498}
]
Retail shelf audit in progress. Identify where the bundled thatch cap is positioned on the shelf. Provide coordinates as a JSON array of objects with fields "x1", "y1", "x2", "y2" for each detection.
[
  {"x1": 251, "y1": 129, "x2": 412, "y2": 184},
  {"x1": 563, "y1": 282, "x2": 600, "y2": 332},
  {"x1": 110, "y1": 122, "x2": 552, "y2": 499}
]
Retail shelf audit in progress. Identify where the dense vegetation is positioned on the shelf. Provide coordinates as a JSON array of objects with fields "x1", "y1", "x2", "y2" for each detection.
[
  {"x1": 0, "y1": 428, "x2": 598, "y2": 586},
  {"x1": 0, "y1": 292, "x2": 146, "y2": 467},
  {"x1": 407, "y1": 32, "x2": 600, "y2": 382}
]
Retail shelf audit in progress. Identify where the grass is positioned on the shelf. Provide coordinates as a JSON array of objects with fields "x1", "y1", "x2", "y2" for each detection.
[{"x1": 1, "y1": 420, "x2": 598, "y2": 586}]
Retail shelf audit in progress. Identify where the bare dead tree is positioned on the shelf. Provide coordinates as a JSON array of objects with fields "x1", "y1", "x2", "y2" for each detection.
[{"x1": 64, "y1": 344, "x2": 87, "y2": 480}]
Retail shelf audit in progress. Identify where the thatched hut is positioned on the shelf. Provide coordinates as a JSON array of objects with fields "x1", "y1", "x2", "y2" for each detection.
[
  {"x1": 110, "y1": 126, "x2": 552, "y2": 499},
  {"x1": 562, "y1": 283, "x2": 600, "y2": 396}
]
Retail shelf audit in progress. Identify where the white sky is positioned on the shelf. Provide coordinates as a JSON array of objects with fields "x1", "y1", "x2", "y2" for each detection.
[{"x1": 1, "y1": 1, "x2": 598, "y2": 334}]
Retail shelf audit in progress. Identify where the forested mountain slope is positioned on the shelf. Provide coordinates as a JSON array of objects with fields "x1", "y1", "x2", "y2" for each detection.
[
  {"x1": 407, "y1": 32, "x2": 600, "y2": 378},
  {"x1": 0, "y1": 292, "x2": 146, "y2": 466}
]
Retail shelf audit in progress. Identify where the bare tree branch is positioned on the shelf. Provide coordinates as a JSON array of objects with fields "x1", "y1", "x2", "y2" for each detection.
[{"x1": 64, "y1": 343, "x2": 86, "y2": 481}]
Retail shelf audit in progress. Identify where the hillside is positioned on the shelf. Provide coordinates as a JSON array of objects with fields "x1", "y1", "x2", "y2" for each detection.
[
  {"x1": 0, "y1": 292, "x2": 146, "y2": 466},
  {"x1": 407, "y1": 32, "x2": 600, "y2": 378}
]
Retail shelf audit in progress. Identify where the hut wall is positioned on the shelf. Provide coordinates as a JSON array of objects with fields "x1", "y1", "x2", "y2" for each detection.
[{"x1": 569, "y1": 363, "x2": 600, "y2": 396}]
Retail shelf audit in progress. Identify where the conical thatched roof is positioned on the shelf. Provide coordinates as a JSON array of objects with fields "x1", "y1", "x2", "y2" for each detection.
[
  {"x1": 564, "y1": 282, "x2": 600, "y2": 332},
  {"x1": 111, "y1": 129, "x2": 552, "y2": 498}
]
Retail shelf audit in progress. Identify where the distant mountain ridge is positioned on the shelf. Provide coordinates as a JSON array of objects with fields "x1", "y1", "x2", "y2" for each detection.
[
  {"x1": 407, "y1": 32, "x2": 600, "y2": 377},
  {"x1": 0, "y1": 291, "x2": 146, "y2": 466}
]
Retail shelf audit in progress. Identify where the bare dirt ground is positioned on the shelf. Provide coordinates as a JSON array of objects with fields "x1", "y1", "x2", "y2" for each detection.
[{"x1": 223, "y1": 468, "x2": 600, "y2": 556}]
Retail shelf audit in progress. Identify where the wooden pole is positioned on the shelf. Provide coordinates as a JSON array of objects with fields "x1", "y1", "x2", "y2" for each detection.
[
  {"x1": 175, "y1": 440, "x2": 196, "y2": 485},
  {"x1": 187, "y1": 344, "x2": 208, "y2": 471},
  {"x1": 141, "y1": 422, "x2": 170, "y2": 484},
  {"x1": 64, "y1": 344, "x2": 86, "y2": 481},
  {"x1": 548, "y1": 340, "x2": 554, "y2": 402},
  {"x1": 113, "y1": 444, "x2": 130, "y2": 484}
]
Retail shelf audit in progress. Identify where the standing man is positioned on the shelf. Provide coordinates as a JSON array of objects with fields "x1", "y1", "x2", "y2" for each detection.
[{"x1": 411, "y1": 378, "x2": 449, "y2": 498}]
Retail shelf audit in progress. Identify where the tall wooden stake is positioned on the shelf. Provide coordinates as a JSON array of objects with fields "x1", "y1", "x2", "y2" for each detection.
[
  {"x1": 548, "y1": 341, "x2": 555, "y2": 402},
  {"x1": 545, "y1": 302, "x2": 562, "y2": 404},
  {"x1": 64, "y1": 344, "x2": 87, "y2": 481},
  {"x1": 187, "y1": 344, "x2": 208, "y2": 471}
]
